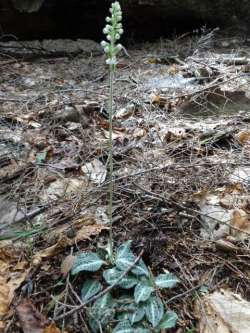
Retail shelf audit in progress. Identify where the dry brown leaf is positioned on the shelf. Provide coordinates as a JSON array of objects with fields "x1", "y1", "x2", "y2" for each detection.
[
  {"x1": 0, "y1": 245, "x2": 30, "y2": 330},
  {"x1": 151, "y1": 93, "x2": 167, "y2": 107},
  {"x1": 61, "y1": 255, "x2": 75, "y2": 277},
  {"x1": 32, "y1": 236, "x2": 71, "y2": 266},
  {"x1": 33, "y1": 224, "x2": 107, "y2": 266},
  {"x1": 231, "y1": 209, "x2": 250, "y2": 240},
  {"x1": 16, "y1": 300, "x2": 48, "y2": 333},
  {"x1": 74, "y1": 224, "x2": 108, "y2": 242},
  {"x1": 43, "y1": 323, "x2": 62, "y2": 333},
  {"x1": 0, "y1": 276, "x2": 10, "y2": 317},
  {"x1": 237, "y1": 131, "x2": 250, "y2": 144},
  {"x1": 132, "y1": 127, "x2": 147, "y2": 139}
]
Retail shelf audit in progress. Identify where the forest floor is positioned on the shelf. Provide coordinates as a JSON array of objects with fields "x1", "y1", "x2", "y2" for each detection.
[{"x1": 1, "y1": 33, "x2": 250, "y2": 332}]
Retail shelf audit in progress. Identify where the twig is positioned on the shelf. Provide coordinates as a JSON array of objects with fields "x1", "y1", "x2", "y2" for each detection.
[
  {"x1": 166, "y1": 284, "x2": 202, "y2": 304},
  {"x1": 53, "y1": 249, "x2": 144, "y2": 321}
]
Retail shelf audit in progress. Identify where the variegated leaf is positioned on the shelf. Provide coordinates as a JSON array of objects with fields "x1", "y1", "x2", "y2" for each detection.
[
  {"x1": 145, "y1": 296, "x2": 164, "y2": 327},
  {"x1": 155, "y1": 273, "x2": 179, "y2": 289},
  {"x1": 113, "y1": 321, "x2": 134, "y2": 333},
  {"x1": 158, "y1": 310, "x2": 178, "y2": 329},
  {"x1": 71, "y1": 252, "x2": 104, "y2": 275},
  {"x1": 132, "y1": 259, "x2": 149, "y2": 277},
  {"x1": 134, "y1": 282, "x2": 154, "y2": 303},
  {"x1": 129, "y1": 306, "x2": 145, "y2": 324},
  {"x1": 81, "y1": 279, "x2": 102, "y2": 301}
]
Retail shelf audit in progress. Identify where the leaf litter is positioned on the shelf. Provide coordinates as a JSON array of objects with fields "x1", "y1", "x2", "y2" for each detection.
[{"x1": 1, "y1": 33, "x2": 250, "y2": 332}]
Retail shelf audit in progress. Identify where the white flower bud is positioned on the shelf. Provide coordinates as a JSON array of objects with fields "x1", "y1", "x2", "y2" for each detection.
[
  {"x1": 107, "y1": 35, "x2": 111, "y2": 41},
  {"x1": 100, "y1": 40, "x2": 108, "y2": 48},
  {"x1": 106, "y1": 17, "x2": 111, "y2": 22},
  {"x1": 118, "y1": 28, "x2": 123, "y2": 35},
  {"x1": 116, "y1": 44, "x2": 122, "y2": 51},
  {"x1": 103, "y1": 27, "x2": 109, "y2": 34},
  {"x1": 104, "y1": 46, "x2": 110, "y2": 53},
  {"x1": 115, "y1": 33, "x2": 120, "y2": 40}
]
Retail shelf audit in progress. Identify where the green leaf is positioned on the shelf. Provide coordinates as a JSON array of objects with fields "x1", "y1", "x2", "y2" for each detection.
[
  {"x1": 103, "y1": 267, "x2": 138, "y2": 289},
  {"x1": 81, "y1": 279, "x2": 102, "y2": 301},
  {"x1": 117, "y1": 311, "x2": 131, "y2": 321},
  {"x1": 103, "y1": 267, "x2": 121, "y2": 284},
  {"x1": 145, "y1": 296, "x2": 164, "y2": 328},
  {"x1": 199, "y1": 285, "x2": 209, "y2": 295},
  {"x1": 158, "y1": 311, "x2": 178, "y2": 329},
  {"x1": 36, "y1": 150, "x2": 47, "y2": 163},
  {"x1": 134, "y1": 282, "x2": 154, "y2": 303},
  {"x1": 89, "y1": 293, "x2": 115, "y2": 332},
  {"x1": 132, "y1": 259, "x2": 149, "y2": 277},
  {"x1": 118, "y1": 274, "x2": 138, "y2": 289},
  {"x1": 129, "y1": 306, "x2": 145, "y2": 324},
  {"x1": 71, "y1": 252, "x2": 104, "y2": 274},
  {"x1": 92, "y1": 292, "x2": 113, "y2": 313},
  {"x1": 155, "y1": 273, "x2": 179, "y2": 289},
  {"x1": 134, "y1": 327, "x2": 151, "y2": 333},
  {"x1": 116, "y1": 240, "x2": 133, "y2": 259},
  {"x1": 113, "y1": 321, "x2": 134, "y2": 333},
  {"x1": 89, "y1": 307, "x2": 115, "y2": 333},
  {"x1": 116, "y1": 240, "x2": 136, "y2": 271}
]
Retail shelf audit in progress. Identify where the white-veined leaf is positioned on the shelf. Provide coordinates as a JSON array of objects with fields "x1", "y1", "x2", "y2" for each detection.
[
  {"x1": 89, "y1": 293, "x2": 115, "y2": 331},
  {"x1": 116, "y1": 252, "x2": 136, "y2": 271},
  {"x1": 155, "y1": 273, "x2": 179, "y2": 289},
  {"x1": 113, "y1": 321, "x2": 134, "y2": 333},
  {"x1": 132, "y1": 259, "x2": 149, "y2": 277},
  {"x1": 145, "y1": 296, "x2": 164, "y2": 327},
  {"x1": 118, "y1": 274, "x2": 138, "y2": 289},
  {"x1": 129, "y1": 306, "x2": 145, "y2": 324},
  {"x1": 134, "y1": 327, "x2": 151, "y2": 333},
  {"x1": 116, "y1": 241, "x2": 136, "y2": 270},
  {"x1": 81, "y1": 279, "x2": 102, "y2": 301},
  {"x1": 92, "y1": 292, "x2": 113, "y2": 312},
  {"x1": 158, "y1": 310, "x2": 178, "y2": 329},
  {"x1": 89, "y1": 307, "x2": 115, "y2": 333},
  {"x1": 116, "y1": 240, "x2": 133, "y2": 258},
  {"x1": 134, "y1": 282, "x2": 154, "y2": 303},
  {"x1": 117, "y1": 311, "x2": 130, "y2": 321},
  {"x1": 71, "y1": 252, "x2": 104, "y2": 274},
  {"x1": 103, "y1": 267, "x2": 122, "y2": 284},
  {"x1": 103, "y1": 267, "x2": 138, "y2": 289}
]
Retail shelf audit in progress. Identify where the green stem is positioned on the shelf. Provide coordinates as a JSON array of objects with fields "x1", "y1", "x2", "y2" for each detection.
[{"x1": 108, "y1": 64, "x2": 114, "y2": 261}]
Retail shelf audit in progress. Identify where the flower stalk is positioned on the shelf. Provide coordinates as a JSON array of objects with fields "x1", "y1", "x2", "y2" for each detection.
[{"x1": 101, "y1": 2, "x2": 123, "y2": 261}]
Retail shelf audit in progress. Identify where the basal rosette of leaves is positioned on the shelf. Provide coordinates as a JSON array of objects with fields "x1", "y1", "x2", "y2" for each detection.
[{"x1": 71, "y1": 240, "x2": 179, "y2": 332}]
